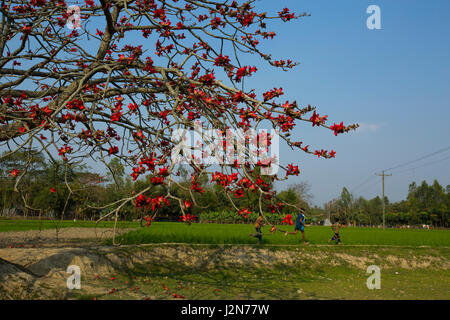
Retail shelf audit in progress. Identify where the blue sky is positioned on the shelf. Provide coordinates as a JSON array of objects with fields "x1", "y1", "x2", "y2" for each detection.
[{"x1": 248, "y1": 0, "x2": 450, "y2": 205}]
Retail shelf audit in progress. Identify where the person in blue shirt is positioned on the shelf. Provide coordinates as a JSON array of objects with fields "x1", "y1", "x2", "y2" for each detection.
[{"x1": 284, "y1": 210, "x2": 307, "y2": 244}]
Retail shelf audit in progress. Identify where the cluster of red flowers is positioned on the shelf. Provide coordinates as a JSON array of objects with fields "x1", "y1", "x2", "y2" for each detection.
[
  {"x1": 135, "y1": 194, "x2": 149, "y2": 208},
  {"x1": 183, "y1": 200, "x2": 192, "y2": 209},
  {"x1": 237, "y1": 177, "x2": 257, "y2": 191},
  {"x1": 58, "y1": 145, "x2": 73, "y2": 161},
  {"x1": 309, "y1": 111, "x2": 328, "y2": 127},
  {"x1": 143, "y1": 215, "x2": 153, "y2": 227},
  {"x1": 10, "y1": 169, "x2": 20, "y2": 177},
  {"x1": 150, "y1": 176, "x2": 164, "y2": 185},
  {"x1": 236, "y1": 11, "x2": 257, "y2": 27},
  {"x1": 330, "y1": 122, "x2": 346, "y2": 136},
  {"x1": 155, "y1": 40, "x2": 174, "y2": 56},
  {"x1": 233, "y1": 65, "x2": 257, "y2": 82},
  {"x1": 211, "y1": 172, "x2": 238, "y2": 187},
  {"x1": 131, "y1": 156, "x2": 159, "y2": 181},
  {"x1": 286, "y1": 164, "x2": 300, "y2": 176},
  {"x1": 214, "y1": 54, "x2": 230, "y2": 66},
  {"x1": 199, "y1": 73, "x2": 216, "y2": 86},
  {"x1": 12, "y1": 4, "x2": 35, "y2": 14},
  {"x1": 179, "y1": 214, "x2": 197, "y2": 224},
  {"x1": 108, "y1": 146, "x2": 119, "y2": 155},
  {"x1": 263, "y1": 87, "x2": 283, "y2": 101},
  {"x1": 314, "y1": 149, "x2": 336, "y2": 158},
  {"x1": 282, "y1": 214, "x2": 293, "y2": 225},
  {"x1": 151, "y1": 196, "x2": 170, "y2": 211},
  {"x1": 85, "y1": 0, "x2": 95, "y2": 8},
  {"x1": 210, "y1": 16, "x2": 225, "y2": 29},
  {"x1": 273, "y1": 59, "x2": 295, "y2": 68},
  {"x1": 278, "y1": 8, "x2": 296, "y2": 22},
  {"x1": 268, "y1": 202, "x2": 284, "y2": 214},
  {"x1": 275, "y1": 114, "x2": 295, "y2": 132},
  {"x1": 234, "y1": 188, "x2": 245, "y2": 198},
  {"x1": 66, "y1": 99, "x2": 85, "y2": 111},
  {"x1": 135, "y1": 195, "x2": 170, "y2": 211},
  {"x1": 238, "y1": 208, "x2": 252, "y2": 219},
  {"x1": 190, "y1": 174, "x2": 205, "y2": 194}
]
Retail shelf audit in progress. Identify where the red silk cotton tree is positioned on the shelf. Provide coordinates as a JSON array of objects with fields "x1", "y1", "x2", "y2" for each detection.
[{"x1": 0, "y1": 0, "x2": 357, "y2": 241}]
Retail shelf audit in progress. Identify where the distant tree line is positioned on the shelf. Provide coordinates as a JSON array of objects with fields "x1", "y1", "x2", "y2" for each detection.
[
  {"x1": 0, "y1": 150, "x2": 313, "y2": 222},
  {"x1": 324, "y1": 182, "x2": 449, "y2": 228},
  {"x1": 1, "y1": 150, "x2": 448, "y2": 227}
]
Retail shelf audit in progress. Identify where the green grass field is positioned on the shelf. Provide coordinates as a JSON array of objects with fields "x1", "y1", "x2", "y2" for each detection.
[
  {"x1": 109, "y1": 222, "x2": 450, "y2": 247},
  {"x1": 0, "y1": 219, "x2": 139, "y2": 232},
  {"x1": 1, "y1": 219, "x2": 449, "y2": 246}
]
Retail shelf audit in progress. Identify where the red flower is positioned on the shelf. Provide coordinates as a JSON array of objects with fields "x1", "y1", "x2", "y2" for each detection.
[
  {"x1": 278, "y1": 8, "x2": 295, "y2": 22},
  {"x1": 179, "y1": 213, "x2": 197, "y2": 223},
  {"x1": 10, "y1": 169, "x2": 20, "y2": 177},
  {"x1": 234, "y1": 189, "x2": 245, "y2": 198},
  {"x1": 158, "y1": 167, "x2": 168, "y2": 176},
  {"x1": 286, "y1": 164, "x2": 300, "y2": 176},
  {"x1": 310, "y1": 111, "x2": 328, "y2": 127},
  {"x1": 128, "y1": 103, "x2": 138, "y2": 112},
  {"x1": 282, "y1": 214, "x2": 293, "y2": 225},
  {"x1": 50, "y1": 187, "x2": 56, "y2": 193},
  {"x1": 135, "y1": 194, "x2": 150, "y2": 208},
  {"x1": 58, "y1": 145, "x2": 73, "y2": 157},
  {"x1": 183, "y1": 200, "x2": 192, "y2": 208},
  {"x1": 151, "y1": 196, "x2": 170, "y2": 211},
  {"x1": 234, "y1": 66, "x2": 257, "y2": 82},
  {"x1": 330, "y1": 122, "x2": 345, "y2": 136},
  {"x1": 144, "y1": 216, "x2": 153, "y2": 227},
  {"x1": 108, "y1": 146, "x2": 119, "y2": 155},
  {"x1": 214, "y1": 54, "x2": 230, "y2": 66},
  {"x1": 263, "y1": 87, "x2": 283, "y2": 101},
  {"x1": 199, "y1": 73, "x2": 215, "y2": 86},
  {"x1": 85, "y1": 0, "x2": 95, "y2": 8},
  {"x1": 111, "y1": 111, "x2": 123, "y2": 122},
  {"x1": 238, "y1": 208, "x2": 251, "y2": 219},
  {"x1": 150, "y1": 176, "x2": 165, "y2": 185}
]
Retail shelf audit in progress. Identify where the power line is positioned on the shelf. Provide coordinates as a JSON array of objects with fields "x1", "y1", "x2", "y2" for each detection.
[
  {"x1": 356, "y1": 178, "x2": 380, "y2": 194},
  {"x1": 350, "y1": 175, "x2": 377, "y2": 193},
  {"x1": 348, "y1": 146, "x2": 450, "y2": 205},
  {"x1": 383, "y1": 145, "x2": 450, "y2": 172},
  {"x1": 393, "y1": 154, "x2": 450, "y2": 175}
]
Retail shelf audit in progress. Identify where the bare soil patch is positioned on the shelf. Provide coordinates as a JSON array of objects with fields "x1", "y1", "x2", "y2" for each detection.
[
  {"x1": 0, "y1": 244, "x2": 448, "y2": 299},
  {"x1": 0, "y1": 227, "x2": 134, "y2": 248}
]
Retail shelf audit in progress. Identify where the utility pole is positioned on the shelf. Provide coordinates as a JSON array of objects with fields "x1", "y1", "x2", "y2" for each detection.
[{"x1": 375, "y1": 170, "x2": 392, "y2": 229}]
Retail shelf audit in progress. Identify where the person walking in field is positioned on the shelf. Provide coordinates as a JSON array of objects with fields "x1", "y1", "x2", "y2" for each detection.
[
  {"x1": 249, "y1": 215, "x2": 264, "y2": 245},
  {"x1": 284, "y1": 211, "x2": 307, "y2": 244},
  {"x1": 328, "y1": 219, "x2": 343, "y2": 245}
]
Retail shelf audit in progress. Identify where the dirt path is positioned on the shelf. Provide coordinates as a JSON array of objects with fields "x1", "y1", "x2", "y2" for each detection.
[{"x1": 0, "y1": 228, "x2": 134, "y2": 248}]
